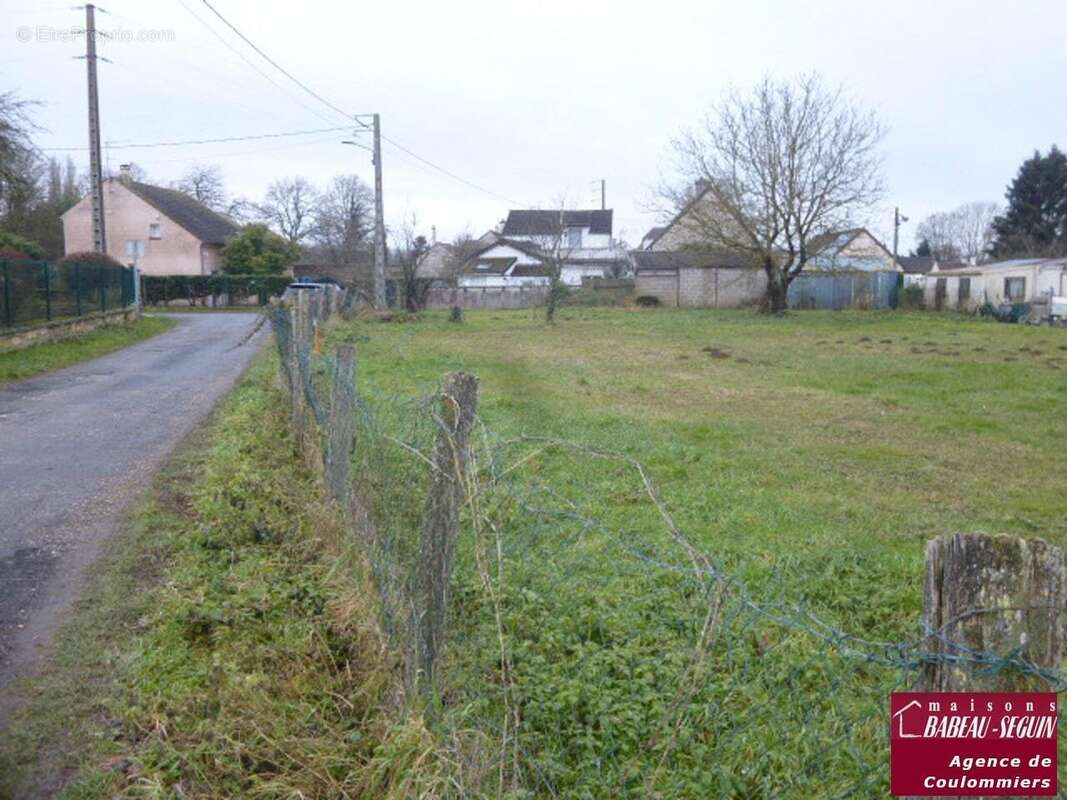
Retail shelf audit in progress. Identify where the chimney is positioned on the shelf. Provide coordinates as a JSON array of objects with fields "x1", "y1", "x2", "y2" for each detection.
[
  {"x1": 431, "y1": 225, "x2": 437, "y2": 244},
  {"x1": 118, "y1": 164, "x2": 132, "y2": 184}
]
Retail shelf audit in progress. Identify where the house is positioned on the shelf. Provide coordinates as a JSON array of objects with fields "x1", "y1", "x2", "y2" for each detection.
[
  {"x1": 459, "y1": 209, "x2": 628, "y2": 287},
  {"x1": 802, "y1": 228, "x2": 902, "y2": 273},
  {"x1": 898, "y1": 256, "x2": 937, "y2": 287},
  {"x1": 62, "y1": 167, "x2": 239, "y2": 275},
  {"x1": 923, "y1": 258, "x2": 1067, "y2": 311}
]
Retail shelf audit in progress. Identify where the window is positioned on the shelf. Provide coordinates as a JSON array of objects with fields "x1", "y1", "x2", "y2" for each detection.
[
  {"x1": 125, "y1": 240, "x2": 145, "y2": 259},
  {"x1": 566, "y1": 227, "x2": 582, "y2": 248},
  {"x1": 149, "y1": 222, "x2": 161, "y2": 239},
  {"x1": 1004, "y1": 276, "x2": 1026, "y2": 300},
  {"x1": 958, "y1": 278, "x2": 971, "y2": 302}
]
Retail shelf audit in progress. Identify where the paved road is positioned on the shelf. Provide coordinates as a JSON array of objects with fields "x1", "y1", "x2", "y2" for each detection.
[{"x1": 0, "y1": 313, "x2": 265, "y2": 721}]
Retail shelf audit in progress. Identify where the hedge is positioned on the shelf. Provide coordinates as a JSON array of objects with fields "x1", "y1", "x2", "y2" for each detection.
[{"x1": 143, "y1": 274, "x2": 290, "y2": 306}]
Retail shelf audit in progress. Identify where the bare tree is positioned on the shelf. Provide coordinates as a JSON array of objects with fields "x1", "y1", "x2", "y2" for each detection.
[
  {"x1": 662, "y1": 74, "x2": 886, "y2": 312},
  {"x1": 393, "y1": 212, "x2": 430, "y2": 311},
  {"x1": 522, "y1": 205, "x2": 583, "y2": 323},
  {"x1": 312, "y1": 174, "x2": 374, "y2": 269},
  {"x1": 173, "y1": 164, "x2": 226, "y2": 210},
  {"x1": 917, "y1": 201, "x2": 1000, "y2": 263},
  {"x1": 259, "y1": 176, "x2": 319, "y2": 244}
]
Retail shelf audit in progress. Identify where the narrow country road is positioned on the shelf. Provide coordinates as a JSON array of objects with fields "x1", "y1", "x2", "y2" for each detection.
[{"x1": 0, "y1": 313, "x2": 266, "y2": 725}]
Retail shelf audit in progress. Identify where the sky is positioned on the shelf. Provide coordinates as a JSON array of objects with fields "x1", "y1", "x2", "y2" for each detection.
[{"x1": 4, "y1": 0, "x2": 1067, "y2": 251}]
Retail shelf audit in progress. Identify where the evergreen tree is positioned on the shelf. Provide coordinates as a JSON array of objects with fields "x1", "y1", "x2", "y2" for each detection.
[
  {"x1": 914, "y1": 238, "x2": 931, "y2": 257},
  {"x1": 991, "y1": 145, "x2": 1067, "y2": 257}
]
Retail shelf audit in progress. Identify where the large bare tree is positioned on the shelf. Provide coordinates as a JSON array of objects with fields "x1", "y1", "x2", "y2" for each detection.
[
  {"x1": 312, "y1": 174, "x2": 374, "y2": 270},
  {"x1": 259, "y1": 176, "x2": 319, "y2": 244},
  {"x1": 173, "y1": 164, "x2": 227, "y2": 211},
  {"x1": 916, "y1": 201, "x2": 1000, "y2": 263},
  {"x1": 664, "y1": 75, "x2": 886, "y2": 312}
]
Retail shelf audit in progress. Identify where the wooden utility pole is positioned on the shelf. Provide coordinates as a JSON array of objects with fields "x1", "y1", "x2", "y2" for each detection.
[
  {"x1": 372, "y1": 113, "x2": 386, "y2": 307},
  {"x1": 83, "y1": 4, "x2": 107, "y2": 254}
]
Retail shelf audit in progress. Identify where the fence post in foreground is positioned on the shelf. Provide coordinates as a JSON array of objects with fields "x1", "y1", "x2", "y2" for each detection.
[
  {"x1": 921, "y1": 533, "x2": 1065, "y2": 692},
  {"x1": 412, "y1": 371, "x2": 479, "y2": 693},
  {"x1": 324, "y1": 345, "x2": 355, "y2": 508},
  {"x1": 289, "y1": 291, "x2": 307, "y2": 431}
]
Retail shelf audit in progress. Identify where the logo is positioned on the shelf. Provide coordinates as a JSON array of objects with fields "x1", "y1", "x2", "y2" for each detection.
[{"x1": 890, "y1": 692, "x2": 1057, "y2": 796}]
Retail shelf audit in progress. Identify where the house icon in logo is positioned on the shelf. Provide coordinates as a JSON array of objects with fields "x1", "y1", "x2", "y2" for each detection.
[{"x1": 893, "y1": 700, "x2": 924, "y2": 738}]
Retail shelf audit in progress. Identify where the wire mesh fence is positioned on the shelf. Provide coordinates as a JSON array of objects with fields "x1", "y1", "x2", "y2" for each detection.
[
  {"x1": 270, "y1": 293, "x2": 1067, "y2": 797},
  {"x1": 0, "y1": 258, "x2": 136, "y2": 327}
]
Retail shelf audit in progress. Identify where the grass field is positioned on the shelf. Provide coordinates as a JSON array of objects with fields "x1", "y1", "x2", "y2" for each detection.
[
  {"x1": 6, "y1": 307, "x2": 1066, "y2": 798},
  {"x1": 0, "y1": 315, "x2": 175, "y2": 384},
  {"x1": 326, "y1": 307, "x2": 1067, "y2": 797}
]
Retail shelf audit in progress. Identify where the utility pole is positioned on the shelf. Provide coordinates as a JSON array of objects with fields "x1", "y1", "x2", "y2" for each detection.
[
  {"x1": 83, "y1": 4, "x2": 107, "y2": 254},
  {"x1": 893, "y1": 206, "x2": 908, "y2": 265},
  {"x1": 600, "y1": 179, "x2": 606, "y2": 211},
  {"x1": 372, "y1": 113, "x2": 386, "y2": 307}
]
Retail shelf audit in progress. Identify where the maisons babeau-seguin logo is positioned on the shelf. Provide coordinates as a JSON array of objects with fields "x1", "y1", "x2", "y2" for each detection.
[{"x1": 890, "y1": 692, "x2": 1057, "y2": 796}]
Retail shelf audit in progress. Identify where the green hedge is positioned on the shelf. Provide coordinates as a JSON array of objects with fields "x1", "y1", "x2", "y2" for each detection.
[{"x1": 143, "y1": 274, "x2": 290, "y2": 306}]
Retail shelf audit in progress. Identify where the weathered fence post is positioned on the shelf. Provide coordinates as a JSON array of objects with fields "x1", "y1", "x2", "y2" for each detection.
[
  {"x1": 921, "y1": 533, "x2": 1065, "y2": 692},
  {"x1": 411, "y1": 371, "x2": 479, "y2": 693},
  {"x1": 324, "y1": 345, "x2": 355, "y2": 508}
]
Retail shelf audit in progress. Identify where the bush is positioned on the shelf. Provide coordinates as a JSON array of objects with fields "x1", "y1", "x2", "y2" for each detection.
[
  {"x1": 221, "y1": 224, "x2": 300, "y2": 276},
  {"x1": 899, "y1": 284, "x2": 924, "y2": 310},
  {"x1": 143, "y1": 274, "x2": 290, "y2": 306},
  {"x1": 0, "y1": 232, "x2": 47, "y2": 260},
  {"x1": 635, "y1": 295, "x2": 661, "y2": 307},
  {"x1": 57, "y1": 250, "x2": 126, "y2": 269}
]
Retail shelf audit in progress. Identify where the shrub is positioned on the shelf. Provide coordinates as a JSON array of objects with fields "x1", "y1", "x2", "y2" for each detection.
[
  {"x1": 143, "y1": 274, "x2": 290, "y2": 306},
  {"x1": 635, "y1": 295, "x2": 661, "y2": 307},
  {"x1": 58, "y1": 250, "x2": 126, "y2": 269},
  {"x1": 0, "y1": 232, "x2": 46, "y2": 260},
  {"x1": 899, "y1": 284, "x2": 924, "y2": 310},
  {"x1": 221, "y1": 224, "x2": 300, "y2": 276}
]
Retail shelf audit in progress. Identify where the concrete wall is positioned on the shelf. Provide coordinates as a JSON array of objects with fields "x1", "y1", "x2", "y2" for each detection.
[
  {"x1": 0, "y1": 306, "x2": 139, "y2": 353},
  {"x1": 635, "y1": 267, "x2": 766, "y2": 307},
  {"x1": 425, "y1": 285, "x2": 547, "y2": 310},
  {"x1": 62, "y1": 179, "x2": 214, "y2": 276}
]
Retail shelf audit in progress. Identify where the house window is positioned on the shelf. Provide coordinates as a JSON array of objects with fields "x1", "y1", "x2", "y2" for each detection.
[
  {"x1": 958, "y1": 278, "x2": 971, "y2": 303},
  {"x1": 149, "y1": 223, "x2": 161, "y2": 239},
  {"x1": 125, "y1": 240, "x2": 145, "y2": 259},
  {"x1": 1004, "y1": 276, "x2": 1026, "y2": 300},
  {"x1": 566, "y1": 227, "x2": 582, "y2": 248}
]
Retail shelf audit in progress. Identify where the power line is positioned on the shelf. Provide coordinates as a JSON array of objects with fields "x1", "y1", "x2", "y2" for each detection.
[
  {"x1": 192, "y1": 0, "x2": 525, "y2": 208},
  {"x1": 175, "y1": 0, "x2": 341, "y2": 127},
  {"x1": 39, "y1": 125, "x2": 350, "y2": 151},
  {"x1": 381, "y1": 134, "x2": 525, "y2": 206},
  {"x1": 199, "y1": 0, "x2": 353, "y2": 123}
]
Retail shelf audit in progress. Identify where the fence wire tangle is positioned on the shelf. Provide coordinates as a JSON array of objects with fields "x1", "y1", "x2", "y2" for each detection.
[
  {"x1": 270, "y1": 296, "x2": 1067, "y2": 797},
  {"x1": 0, "y1": 257, "x2": 135, "y2": 328}
]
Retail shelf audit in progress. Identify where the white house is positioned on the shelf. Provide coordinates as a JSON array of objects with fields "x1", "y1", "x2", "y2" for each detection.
[
  {"x1": 897, "y1": 256, "x2": 937, "y2": 287},
  {"x1": 459, "y1": 209, "x2": 628, "y2": 288},
  {"x1": 924, "y1": 258, "x2": 1067, "y2": 311}
]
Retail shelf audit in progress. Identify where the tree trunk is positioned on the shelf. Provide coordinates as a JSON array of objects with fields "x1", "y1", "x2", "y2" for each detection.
[{"x1": 762, "y1": 265, "x2": 789, "y2": 314}]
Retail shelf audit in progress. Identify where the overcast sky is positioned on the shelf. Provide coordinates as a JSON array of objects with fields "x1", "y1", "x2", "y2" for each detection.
[{"x1": 5, "y1": 0, "x2": 1066, "y2": 250}]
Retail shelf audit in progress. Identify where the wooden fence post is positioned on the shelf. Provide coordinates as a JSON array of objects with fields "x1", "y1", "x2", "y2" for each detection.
[
  {"x1": 412, "y1": 371, "x2": 479, "y2": 693},
  {"x1": 922, "y1": 533, "x2": 1065, "y2": 692},
  {"x1": 324, "y1": 345, "x2": 355, "y2": 508}
]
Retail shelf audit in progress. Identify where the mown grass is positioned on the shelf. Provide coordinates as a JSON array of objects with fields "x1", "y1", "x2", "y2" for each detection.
[
  {"x1": 0, "y1": 352, "x2": 447, "y2": 799},
  {"x1": 324, "y1": 307, "x2": 1067, "y2": 797},
  {"x1": 0, "y1": 315, "x2": 175, "y2": 384}
]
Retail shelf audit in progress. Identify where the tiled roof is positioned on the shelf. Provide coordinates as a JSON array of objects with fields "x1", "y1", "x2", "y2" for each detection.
[
  {"x1": 125, "y1": 180, "x2": 239, "y2": 245},
  {"x1": 503, "y1": 209, "x2": 613, "y2": 236}
]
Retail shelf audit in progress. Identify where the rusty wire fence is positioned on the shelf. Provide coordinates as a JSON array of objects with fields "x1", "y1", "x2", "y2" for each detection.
[{"x1": 270, "y1": 292, "x2": 1067, "y2": 798}]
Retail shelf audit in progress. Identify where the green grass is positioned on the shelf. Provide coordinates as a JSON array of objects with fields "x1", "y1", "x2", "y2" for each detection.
[
  {"x1": 0, "y1": 315, "x2": 175, "y2": 384},
  {"x1": 323, "y1": 307, "x2": 1067, "y2": 797},
  {"x1": 7, "y1": 307, "x2": 1066, "y2": 798},
  {"x1": 0, "y1": 353, "x2": 442, "y2": 800}
]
